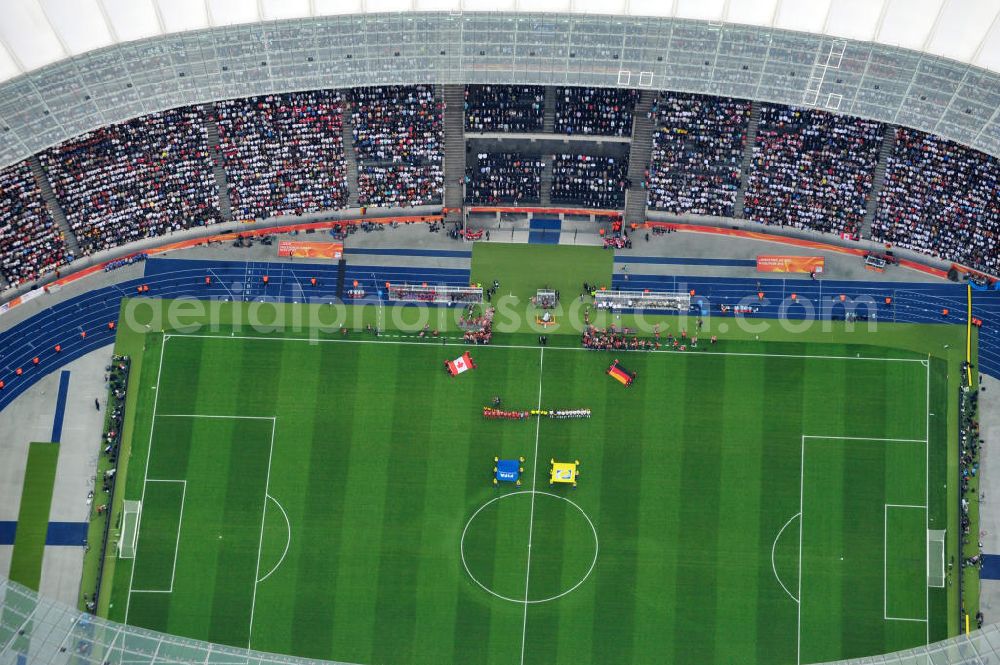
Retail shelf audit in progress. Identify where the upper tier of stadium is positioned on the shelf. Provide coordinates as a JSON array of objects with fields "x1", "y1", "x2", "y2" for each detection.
[
  {"x1": 3, "y1": 83, "x2": 999, "y2": 297},
  {"x1": 1, "y1": 5, "x2": 1000, "y2": 168}
]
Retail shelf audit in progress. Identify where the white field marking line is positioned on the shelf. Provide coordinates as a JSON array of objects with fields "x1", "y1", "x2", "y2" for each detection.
[
  {"x1": 771, "y1": 512, "x2": 801, "y2": 603},
  {"x1": 797, "y1": 435, "x2": 805, "y2": 665},
  {"x1": 459, "y1": 490, "x2": 599, "y2": 604},
  {"x1": 247, "y1": 417, "x2": 278, "y2": 650},
  {"x1": 519, "y1": 347, "x2": 545, "y2": 665},
  {"x1": 802, "y1": 435, "x2": 926, "y2": 443},
  {"x1": 883, "y1": 504, "x2": 930, "y2": 623},
  {"x1": 924, "y1": 356, "x2": 931, "y2": 644},
  {"x1": 208, "y1": 268, "x2": 234, "y2": 300},
  {"x1": 125, "y1": 334, "x2": 167, "y2": 624},
  {"x1": 155, "y1": 414, "x2": 277, "y2": 420},
  {"x1": 130, "y1": 479, "x2": 186, "y2": 593},
  {"x1": 166, "y1": 332, "x2": 927, "y2": 364},
  {"x1": 256, "y1": 494, "x2": 291, "y2": 584}
]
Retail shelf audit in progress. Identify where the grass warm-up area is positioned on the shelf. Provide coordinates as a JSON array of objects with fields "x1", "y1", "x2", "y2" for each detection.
[
  {"x1": 107, "y1": 330, "x2": 950, "y2": 664},
  {"x1": 9, "y1": 442, "x2": 60, "y2": 590},
  {"x1": 470, "y1": 243, "x2": 612, "y2": 309}
]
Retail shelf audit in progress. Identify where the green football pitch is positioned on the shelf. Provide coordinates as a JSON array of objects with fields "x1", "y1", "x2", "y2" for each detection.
[{"x1": 106, "y1": 329, "x2": 950, "y2": 665}]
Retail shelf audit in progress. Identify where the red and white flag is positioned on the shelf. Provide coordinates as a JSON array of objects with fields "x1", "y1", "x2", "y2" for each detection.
[{"x1": 447, "y1": 352, "x2": 475, "y2": 376}]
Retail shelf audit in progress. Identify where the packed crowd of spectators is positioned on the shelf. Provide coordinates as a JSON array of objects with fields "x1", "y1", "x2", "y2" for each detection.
[
  {"x1": 215, "y1": 91, "x2": 349, "y2": 220},
  {"x1": 555, "y1": 87, "x2": 640, "y2": 136},
  {"x1": 465, "y1": 85, "x2": 544, "y2": 132},
  {"x1": 357, "y1": 165, "x2": 443, "y2": 209},
  {"x1": 465, "y1": 152, "x2": 544, "y2": 204},
  {"x1": 873, "y1": 128, "x2": 999, "y2": 274},
  {"x1": 960, "y1": 362, "x2": 984, "y2": 588},
  {"x1": 646, "y1": 93, "x2": 750, "y2": 217},
  {"x1": 41, "y1": 107, "x2": 220, "y2": 254},
  {"x1": 0, "y1": 160, "x2": 69, "y2": 286},
  {"x1": 743, "y1": 104, "x2": 883, "y2": 236},
  {"x1": 551, "y1": 154, "x2": 629, "y2": 208},
  {"x1": 348, "y1": 85, "x2": 443, "y2": 208}
]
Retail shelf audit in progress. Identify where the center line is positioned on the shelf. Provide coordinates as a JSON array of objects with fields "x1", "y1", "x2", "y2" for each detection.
[{"x1": 520, "y1": 347, "x2": 545, "y2": 665}]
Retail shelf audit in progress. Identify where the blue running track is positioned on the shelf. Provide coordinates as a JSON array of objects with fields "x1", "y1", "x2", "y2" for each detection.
[
  {"x1": 0, "y1": 258, "x2": 471, "y2": 411},
  {"x1": 613, "y1": 272, "x2": 1000, "y2": 376},
  {"x1": 1, "y1": 257, "x2": 998, "y2": 416}
]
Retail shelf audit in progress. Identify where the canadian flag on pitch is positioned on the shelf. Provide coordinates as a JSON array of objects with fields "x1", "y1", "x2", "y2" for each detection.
[{"x1": 447, "y1": 352, "x2": 475, "y2": 376}]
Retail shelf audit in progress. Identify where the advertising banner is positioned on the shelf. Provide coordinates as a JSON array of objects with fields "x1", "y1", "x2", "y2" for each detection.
[
  {"x1": 756, "y1": 255, "x2": 825, "y2": 273},
  {"x1": 277, "y1": 241, "x2": 343, "y2": 259}
]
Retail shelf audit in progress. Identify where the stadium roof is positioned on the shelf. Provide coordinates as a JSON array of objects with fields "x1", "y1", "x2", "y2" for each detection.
[{"x1": 1, "y1": 0, "x2": 1000, "y2": 83}]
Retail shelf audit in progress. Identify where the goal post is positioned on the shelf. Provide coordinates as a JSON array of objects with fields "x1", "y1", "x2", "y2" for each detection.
[
  {"x1": 119, "y1": 500, "x2": 141, "y2": 559},
  {"x1": 928, "y1": 529, "x2": 946, "y2": 588}
]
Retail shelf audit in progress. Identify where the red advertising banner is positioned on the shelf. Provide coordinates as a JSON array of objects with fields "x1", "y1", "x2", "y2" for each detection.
[
  {"x1": 277, "y1": 241, "x2": 343, "y2": 259},
  {"x1": 756, "y1": 255, "x2": 825, "y2": 273}
]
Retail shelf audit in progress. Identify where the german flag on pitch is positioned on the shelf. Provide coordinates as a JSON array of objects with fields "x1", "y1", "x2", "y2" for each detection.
[{"x1": 607, "y1": 360, "x2": 635, "y2": 387}]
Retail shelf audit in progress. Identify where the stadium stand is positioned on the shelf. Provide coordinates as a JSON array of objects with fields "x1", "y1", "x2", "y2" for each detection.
[
  {"x1": 743, "y1": 104, "x2": 884, "y2": 237},
  {"x1": 551, "y1": 153, "x2": 629, "y2": 209},
  {"x1": 348, "y1": 85, "x2": 444, "y2": 208},
  {"x1": 214, "y1": 91, "x2": 349, "y2": 220},
  {"x1": 873, "y1": 127, "x2": 999, "y2": 275},
  {"x1": 357, "y1": 164, "x2": 444, "y2": 208},
  {"x1": 464, "y1": 85, "x2": 545, "y2": 133},
  {"x1": 39, "y1": 107, "x2": 220, "y2": 255},
  {"x1": 554, "y1": 87, "x2": 640, "y2": 137},
  {"x1": 645, "y1": 92, "x2": 751, "y2": 217},
  {"x1": 0, "y1": 160, "x2": 70, "y2": 286},
  {"x1": 465, "y1": 152, "x2": 544, "y2": 204}
]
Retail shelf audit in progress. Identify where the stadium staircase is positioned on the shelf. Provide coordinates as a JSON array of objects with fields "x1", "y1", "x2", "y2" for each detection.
[
  {"x1": 441, "y1": 84, "x2": 466, "y2": 224},
  {"x1": 543, "y1": 86, "x2": 556, "y2": 132},
  {"x1": 540, "y1": 160, "x2": 553, "y2": 206},
  {"x1": 624, "y1": 91, "x2": 655, "y2": 226},
  {"x1": 860, "y1": 125, "x2": 897, "y2": 240},
  {"x1": 734, "y1": 100, "x2": 762, "y2": 218},
  {"x1": 28, "y1": 154, "x2": 80, "y2": 257},
  {"x1": 201, "y1": 106, "x2": 234, "y2": 223},
  {"x1": 341, "y1": 101, "x2": 360, "y2": 208}
]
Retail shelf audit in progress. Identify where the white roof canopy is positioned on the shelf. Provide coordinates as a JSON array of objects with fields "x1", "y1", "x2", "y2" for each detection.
[{"x1": 0, "y1": 0, "x2": 999, "y2": 83}]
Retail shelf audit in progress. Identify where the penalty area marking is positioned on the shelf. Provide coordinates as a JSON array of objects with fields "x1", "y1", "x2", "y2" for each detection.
[
  {"x1": 797, "y1": 431, "x2": 931, "y2": 665},
  {"x1": 771, "y1": 512, "x2": 800, "y2": 603},
  {"x1": 460, "y1": 490, "x2": 600, "y2": 605},
  {"x1": 248, "y1": 417, "x2": 277, "y2": 649},
  {"x1": 256, "y1": 494, "x2": 292, "y2": 584}
]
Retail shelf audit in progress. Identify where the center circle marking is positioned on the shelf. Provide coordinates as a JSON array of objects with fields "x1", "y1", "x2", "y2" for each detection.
[{"x1": 460, "y1": 489, "x2": 599, "y2": 604}]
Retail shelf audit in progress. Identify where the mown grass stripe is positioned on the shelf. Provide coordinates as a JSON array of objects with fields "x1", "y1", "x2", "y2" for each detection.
[
  {"x1": 755, "y1": 354, "x2": 806, "y2": 665},
  {"x1": 288, "y1": 343, "x2": 358, "y2": 660},
  {"x1": 714, "y1": 355, "x2": 766, "y2": 662},
  {"x1": 630, "y1": 352, "x2": 685, "y2": 662},
  {"x1": 9, "y1": 442, "x2": 60, "y2": 590},
  {"x1": 370, "y1": 346, "x2": 437, "y2": 665}
]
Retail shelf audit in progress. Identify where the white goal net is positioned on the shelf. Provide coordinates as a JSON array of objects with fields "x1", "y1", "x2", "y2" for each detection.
[
  {"x1": 118, "y1": 500, "x2": 141, "y2": 559},
  {"x1": 928, "y1": 529, "x2": 946, "y2": 588}
]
